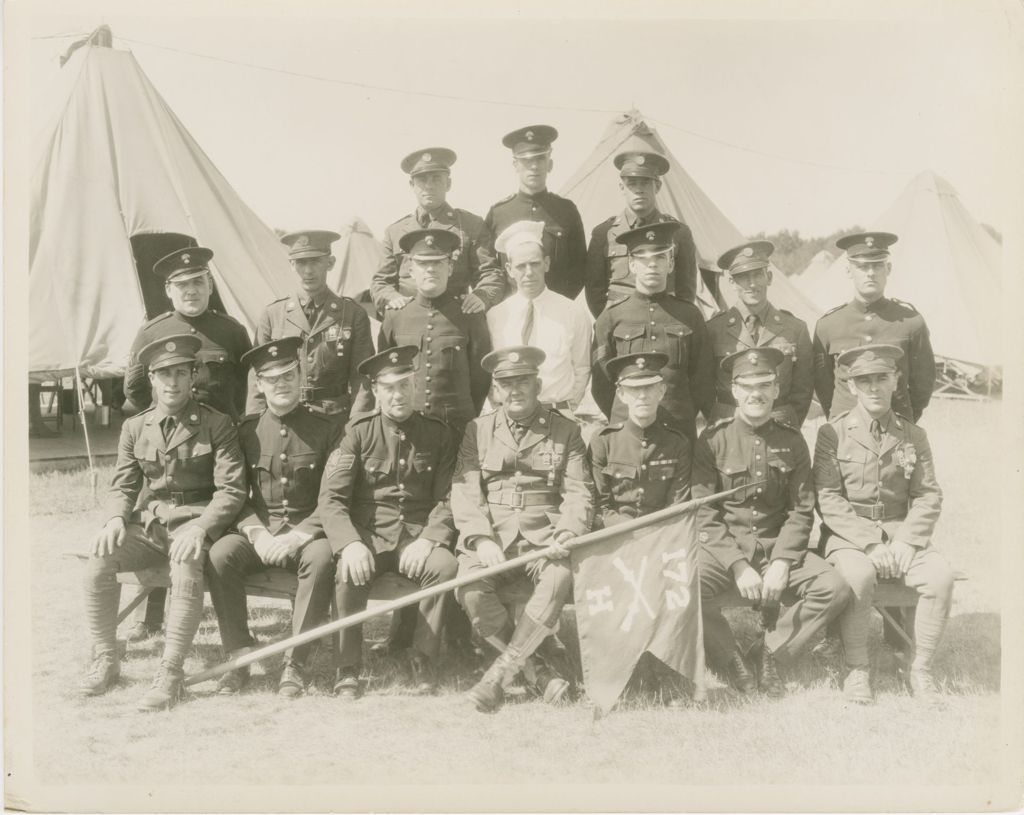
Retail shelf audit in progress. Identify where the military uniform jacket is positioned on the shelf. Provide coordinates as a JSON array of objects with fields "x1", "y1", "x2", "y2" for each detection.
[
  {"x1": 707, "y1": 303, "x2": 814, "y2": 427},
  {"x1": 485, "y1": 189, "x2": 587, "y2": 300},
  {"x1": 691, "y1": 416, "x2": 814, "y2": 571},
  {"x1": 104, "y1": 399, "x2": 247, "y2": 540},
  {"x1": 591, "y1": 290, "x2": 715, "y2": 437},
  {"x1": 234, "y1": 405, "x2": 343, "y2": 539},
  {"x1": 589, "y1": 418, "x2": 691, "y2": 528},
  {"x1": 813, "y1": 297, "x2": 936, "y2": 421},
  {"x1": 584, "y1": 209, "x2": 699, "y2": 316},
  {"x1": 125, "y1": 310, "x2": 253, "y2": 420},
  {"x1": 377, "y1": 292, "x2": 492, "y2": 427},
  {"x1": 813, "y1": 406, "x2": 941, "y2": 556},
  {"x1": 372, "y1": 206, "x2": 506, "y2": 311},
  {"x1": 246, "y1": 289, "x2": 374, "y2": 420},
  {"x1": 451, "y1": 407, "x2": 594, "y2": 552},
  {"x1": 319, "y1": 410, "x2": 458, "y2": 556}
]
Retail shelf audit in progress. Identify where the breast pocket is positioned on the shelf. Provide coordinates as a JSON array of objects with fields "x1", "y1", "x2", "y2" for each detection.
[
  {"x1": 607, "y1": 243, "x2": 630, "y2": 282},
  {"x1": 137, "y1": 445, "x2": 164, "y2": 480},
  {"x1": 662, "y1": 323, "x2": 692, "y2": 366},
  {"x1": 603, "y1": 462, "x2": 638, "y2": 499},
  {"x1": 289, "y1": 452, "x2": 323, "y2": 492},
  {"x1": 251, "y1": 453, "x2": 275, "y2": 497},
  {"x1": 435, "y1": 332, "x2": 468, "y2": 372},
  {"x1": 176, "y1": 442, "x2": 214, "y2": 482},
  {"x1": 481, "y1": 445, "x2": 507, "y2": 476},
  {"x1": 544, "y1": 224, "x2": 566, "y2": 268},
  {"x1": 717, "y1": 459, "x2": 751, "y2": 499},
  {"x1": 612, "y1": 322, "x2": 647, "y2": 355},
  {"x1": 766, "y1": 456, "x2": 793, "y2": 501},
  {"x1": 362, "y1": 457, "x2": 393, "y2": 487},
  {"x1": 837, "y1": 449, "x2": 872, "y2": 495}
]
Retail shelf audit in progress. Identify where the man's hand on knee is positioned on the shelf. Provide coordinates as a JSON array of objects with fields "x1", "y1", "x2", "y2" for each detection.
[
  {"x1": 866, "y1": 543, "x2": 897, "y2": 580},
  {"x1": 761, "y1": 559, "x2": 791, "y2": 604},
  {"x1": 730, "y1": 560, "x2": 763, "y2": 602},
  {"x1": 475, "y1": 538, "x2": 506, "y2": 568},
  {"x1": 399, "y1": 538, "x2": 435, "y2": 581},
  {"x1": 340, "y1": 541, "x2": 375, "y2": 586},
  {"x1": 889, "y1": 540, "x2": 915, "y2": 578},
  {"x1": 91, "y1": 517, "x2": 126, "y2": 557},
  {"x1": 169, "y1": 524, "x2": 208, "y2": 563}
]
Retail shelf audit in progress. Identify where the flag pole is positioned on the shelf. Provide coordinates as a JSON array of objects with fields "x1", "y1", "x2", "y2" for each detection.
[{"x1": 184, "y1": 482, "x2": 758, "y2": 687}]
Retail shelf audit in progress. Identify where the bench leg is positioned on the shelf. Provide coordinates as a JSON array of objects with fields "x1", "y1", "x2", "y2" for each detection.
[
  {"x1": 116, "y1": 586, "x2": 155, "y2": 625},
  {"x1": 876, "y1": 605, "x2": 914, "y2": 651}
]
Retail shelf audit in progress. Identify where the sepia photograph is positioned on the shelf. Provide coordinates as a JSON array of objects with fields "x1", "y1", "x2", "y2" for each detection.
[{"x1": 5, "y1": 0, "x2": 1023, "y2": 811}]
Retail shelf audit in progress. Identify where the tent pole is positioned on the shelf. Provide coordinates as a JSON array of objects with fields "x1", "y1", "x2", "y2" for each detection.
[{"x1": 74, "y1": 366, "x2": 99, "y2": 501}]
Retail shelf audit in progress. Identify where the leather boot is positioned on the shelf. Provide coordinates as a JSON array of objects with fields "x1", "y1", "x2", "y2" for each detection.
[
  {"x1": 724, "y1": 649, "x2": 757, "y2": 695},
  {"x1": 468, "y1": 614, "x2": 554, "y2": 713},
  {"x1": 749, "y1": 637, "x2": 784, "y2": 698},
  {"x1": 467, "y1": 656, "x2": 510, "y2": 713},
  {"x1": 79, "y1": 653, "x2": 120, "y2": 696},
  {"x1": 333, "y1": 666, "x2": 361, "y2": 700},
  {"x1": 278, "y1": 662, "x2": 307, "y2": 699},
  {"x1": 842, "y1": 665, "x2": 874, "y2": 704},
  {"x1": 137, "y1": 666, "x2": 185, "y2": 711},
  {"x1": 408, "y1": 651, "x2": 438, "y2": 696}
]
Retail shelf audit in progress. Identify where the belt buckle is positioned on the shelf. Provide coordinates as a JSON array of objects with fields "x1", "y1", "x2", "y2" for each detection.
[
  {"x1": 300, "y1": 386, "x2": 314, "y2": 402},
  {"x1": 169, "y1": 491, "x2": 185, "y2": 507},
  {"x1": 870, "y1": 503, "x2": 884, "y2": 521},
  {"x1": 509, "y1": 491, "x2": 525, "y2": 509}
]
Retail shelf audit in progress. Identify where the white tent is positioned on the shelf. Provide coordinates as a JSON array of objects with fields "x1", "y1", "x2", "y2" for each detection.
[
  {"x1": 797, "y1": 171, "x2": 1002, "y2": 365},
  {"x1": 560, "y1": 110, "x2": 822, "y2": 327},
  {"x1": 798, "y1": 248, "x2": 837, "y2": 278},
  {"x1": 329, "y1": 217, "x2": 384, "y2": 299},
  {"x1": 30, "y1": 42, "x2": 293, "y2": 378}
]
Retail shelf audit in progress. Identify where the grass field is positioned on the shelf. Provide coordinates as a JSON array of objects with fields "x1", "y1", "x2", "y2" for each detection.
[{"x1": 25, "y1": 398, "x2": 1004, "y2": 791}]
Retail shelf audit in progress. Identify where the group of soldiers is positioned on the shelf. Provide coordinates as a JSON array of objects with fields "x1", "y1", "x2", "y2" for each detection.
[{"x1": 79, "y1": 124, "x2": 954, "y2": 712}]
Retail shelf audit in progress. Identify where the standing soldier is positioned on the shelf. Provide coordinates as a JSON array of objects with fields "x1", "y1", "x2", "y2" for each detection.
[
  {"x1": 584, "y1": 150, "x2": 699, "y2": 316},
  {"x1": 371, "y1": 148, "x2": 506, "y2": 315},
  {"x1": 205, "y1": 338, "x2": 340, "y2": 698},
  {"x1": 589, "y1": 351, "x2": 692, "y2": 705},
  {"x1": 813, "y1": 344, "x2": 953, "y2": 704},
  {"x1": 247, "y1": 229, "x2": 375, "y2": 425},
  {"x1": 319, "y1": 346, "x2": 460, "y2": 699},
  {"x1": 813, "y1": 232, "x2": 936, "y2": 422},
  {"x1": 707, "y1": 241, "x2": 813, "y2": 428},
  {"x1": 452, "y1": 347, "x2": 594, "y2": 713},
  {"x1": 80, "y1": 335, "x2": 246, "y2": 710},
  {"x1": 592, "y1": 221, "x2": 715, "y2": 440},
  {"x1": 693, "y1": 347, "x2": 851, "y2": 698},
  {"x1": 485, "y1": 125, "x2": 587, "y2": 300},
  {"x1": 122, "y1": 246, "x2": 252, "y2": 641},
  {"x1": 377, "y1": 228, "x2": 492, "y2": 434}
]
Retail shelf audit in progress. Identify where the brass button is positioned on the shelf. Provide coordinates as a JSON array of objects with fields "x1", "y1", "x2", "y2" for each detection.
[
  {"x1": 279, "y1": 453, "x2": 287, "y2": 461},
  {"x1": 280, "y1": 428, "x2": 287, "y2": 437}
]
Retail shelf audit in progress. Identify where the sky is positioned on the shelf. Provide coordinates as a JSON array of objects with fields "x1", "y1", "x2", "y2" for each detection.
[{"x1": 19, "y1": 0, "x2": 1012, "y2": 243}]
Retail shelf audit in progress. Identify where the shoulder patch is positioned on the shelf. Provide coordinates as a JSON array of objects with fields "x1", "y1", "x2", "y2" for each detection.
[
  {"x1": 889, "y1": 297, "x2": 918, "y2": 313},
  {"x1": 326, "y1": 448, "x2": 356, "y2": 470}
]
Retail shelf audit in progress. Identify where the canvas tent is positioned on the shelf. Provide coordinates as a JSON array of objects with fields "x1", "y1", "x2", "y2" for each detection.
[
  {"x1": 797, "y1": 170, "x2": 1002, "y2": 366},
  {"x1": 560, "y1": 110, "x2": 822, "y2": 327},
  {"x1": 798, "y1": 248, "x2": 837, "y2": 279},
  {"x1": 328, "y1": 217, "x2": 384, "y2": 299},
  {"x1": 30, "y1": 40, "x2": 293, "y2": 379}
]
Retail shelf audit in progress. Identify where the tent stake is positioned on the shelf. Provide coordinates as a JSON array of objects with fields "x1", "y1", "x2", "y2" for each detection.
[{"x1": 74, "y1": 366, "x2": 98, "y2": 502}]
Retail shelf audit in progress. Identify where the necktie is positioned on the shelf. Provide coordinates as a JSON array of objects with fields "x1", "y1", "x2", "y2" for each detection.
[
  {"x1": 161, "y1": 416, "x2": 175, "y2": 444},
  {"x1": 746, "y1": 314, "x2": 760, "y2": 344},
  {"x1": 304, "y1": 300, "x2": 318, "y2": 326},
  {"x1": 522, "y1": 300, "x2": 535, "y2": 345},
  {"x1": 511, "y1": 420, "x2": 528, "y2": 445},
  {"x1": 870, "y1": 419, "x2": 883, "y2": 445}
]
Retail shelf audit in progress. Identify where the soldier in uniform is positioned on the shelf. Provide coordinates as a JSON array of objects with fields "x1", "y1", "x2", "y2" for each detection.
[
  {"x1": 377, "y1": 228, "x2": 492, "y2": 434},
  {"x1": 79, "y1": 335, "x2": 246, "y2": 710},
  {"x1": 589, "y1": 351, "x2": 692, "y2": 705},
  {"x1": 592, "y1": 221, "x2": 715, "y2": 440},
  {"x1": 485, "y1": 125, "x2": 587, "y2": 301},
  {"x1": 319, "y1": 346, "x2": 459, "y2": 698},
  {"x1": 452, "y1": 346, "x2": 594, "y2": 712},
  {"x1": 121, "y1": 248, "x2": 251, "y2": 641},
  {"x1": 584, "y1": 150, "x2": 699, "y2": 316},
  {"x1": 693, "y1": 347, "x2": 851, "y2": 697},
  {"x1": 206, "y1": 338, "x2": 340, "y2": 698},
  {"x1": 707, "y1": 240, "x2": 813, "y2": 428},
  {"x1": 813, "y1": 344, "x2": 953, "y2": 704},
  {"x1": 812, "y1": 231, "x2": 936, "y2": 422},
  {"x1": 247, "y1": 230, "x2": 374, "y2": 425},
  {"x1": 371, "y1": 148, "x2": 506, "y2": 315}
]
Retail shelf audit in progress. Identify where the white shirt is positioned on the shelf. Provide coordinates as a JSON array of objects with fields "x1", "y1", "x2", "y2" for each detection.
[{"x1": 486, "y1": 288, "x2": 592, "y2": 407}]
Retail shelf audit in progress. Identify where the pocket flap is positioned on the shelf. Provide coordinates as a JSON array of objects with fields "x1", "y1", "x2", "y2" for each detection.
[
  {"x1": 603, "y1": 463, "x2": 638, "y2": 479},
  {"x1": 612, "y1": 322, "x2": 646, "y2": 341}
]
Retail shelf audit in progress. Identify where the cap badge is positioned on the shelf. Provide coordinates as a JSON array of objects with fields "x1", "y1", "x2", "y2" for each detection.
[
  {"x1": 646, "y1": 230, "x2": 655, "y2": 241},
  {"x1": 742, "y1": 247, "x2": 754, "y2": 257},
  {"x1": 866, "y1": 236, "x2": 875, "y2": 247},
  {"x1": 509, "y1": 352, "x2": 520, "y2": 363},
  {"x1": 269, "y1": 346, "x2": 278, "y2": 357},
  {"x1": 525, "y1": 130, "x2": 534, "y2": 140},
  {"x1": 422, "y1": 152, "x2": 431, "y2": 162},
  {"x1": 637, "y1": 357, "x2": 646, "y2": 368},
  {"x1": 165, "y1": 341, "x2": 176, "y2": 352},
  {"x1": 389, "y1": 352, "x2": 399, "y2": 363},
  {"x1": 181, "y1": 253, "x2": 190, "y2": 265},
  {"x1": 295, "y1": 235, "x2": 309, "y2": 248},
  {"x1": 748, "y1": 352, "x2": 759, "y2": 364},
  {"x1": 636, "y1": 155, "x2": 645, "y2": 165},
  {"x1": 425, "y1": 236, "x2": 434, "y2": 246}
]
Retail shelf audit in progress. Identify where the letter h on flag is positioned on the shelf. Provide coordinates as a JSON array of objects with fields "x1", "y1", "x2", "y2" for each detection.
[{"x1": 571, "y1": 509, "x2": 704, "y2": 712}]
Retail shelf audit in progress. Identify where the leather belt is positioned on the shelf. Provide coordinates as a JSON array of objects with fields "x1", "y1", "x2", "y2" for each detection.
[
  {"x1": 487, "y1": 490, "x2": 560, "y2": 508},
  {"x1": 301, "y1": 386, "x2": 345, "y2": 402},
  {"x1": 849, "y1": 501, "x2": 906, "y2": 521},
  {"x1": 159, "y1": 488, "x2": 215, "y2": 507}
]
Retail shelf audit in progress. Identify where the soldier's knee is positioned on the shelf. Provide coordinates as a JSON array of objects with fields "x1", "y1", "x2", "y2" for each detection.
[
  {"x1": 541, "y1": 561, "x2": 573, "y2": 602},
  {"x1": 84, "y1": 555, "x2": 118, "y2": 589},
  {"x1": 430, "y1": 549, "x2": 459, "y2": 582},
  {"x1": 170, "y1": 558, "x2": 205, "y2": 597},
  {"x1": 925, "y1": 559, "x2": 956, "y2": 600},
  {"x1": 206, "y1": 539, "x2": 234, "y2": 573},
  {"x1": 837, "y1": 555, "x2": 877, "y2": 597},
  {"x1": 819, "y1": 569, "x2": 853, "y2": 609},
  {"x1": 301, "y1": 539, "x2": 334, "y2": 577}
]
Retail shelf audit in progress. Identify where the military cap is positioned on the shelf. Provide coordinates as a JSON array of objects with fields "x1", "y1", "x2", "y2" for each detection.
[
  {"x1": 502, "y1": 124, "x2": 558, "y2": 158},
  {"x1": 153, "y1": 246, "x2": 214, "y2": 283},
  {"x1": 139, "y1": 333, "x2": 202, "y2": 372},
  {"x1": 398, "y1": 228, "x2": 461, "y2": 258},
  {"x1": 400, "y1": 147, "x2": 457, "y2": 176},
  {"x1": 837, "y1": 343, "x2": 904, "y2": 377},
  {"x1": 358, "y1": 345, "x2": 418, "y2": 384},
  {"x1": 482, "y1": 345, "x2": 546, "y2": 379},
  {"x1": 242, "y1": 337, "x2": 302, "y2": 377},
  {"x1": 614, "y1": 150, "x2": 670, "y2": 179},
  {"x1": 835, "y1": 231, "x2": 898, "y2": 262},
  {"x1": 615, "y1": 221, "x2": 679, "y2": 256},
  {"x1": 494, "y1": 220, "x2": 545, "y2": 257},
  {"x1": 280, "y1": 230, "x2": 341, "y2": 259},
  {"x1": 606, "y1": 351, "x2": 669, "y2": 387},
  {"x1": 722, "y1": 346, "x2": 785, "y2": 384},
  {"x1": 718, "y1": 240, "x2": 775, "y2": 276}
]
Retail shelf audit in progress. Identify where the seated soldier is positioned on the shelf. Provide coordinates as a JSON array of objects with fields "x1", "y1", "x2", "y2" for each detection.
[
  {"x1": 589, "y1": 351, "x2": 693, "y2": 706},
  {"x1": 320, "y1": 346, "x2": 459, "y2": 699},
  {"x1": 205, "y1": 338, "x2": 340, "y2": 698},
  {"x1": 693, "y1": 347, "x2": 851, "y2": 698},
  {"x1": 813, "y1": 344, "x2": 954, "y2": 704},
  {"x1": 451, "y1": 346, "x2": 594, "y2": 713},
  {"x1": 80, "y1": 335, "x2": 246, "y2": 710}
]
